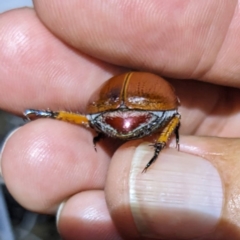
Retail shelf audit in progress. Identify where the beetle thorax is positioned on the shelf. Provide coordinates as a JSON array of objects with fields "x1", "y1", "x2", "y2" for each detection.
[
  {"x1": 103, "y1": 110, "x2": 151, "y2": 133},
  {"x1": 87, "y1": 109, "x2": 177, "y2": 140}
]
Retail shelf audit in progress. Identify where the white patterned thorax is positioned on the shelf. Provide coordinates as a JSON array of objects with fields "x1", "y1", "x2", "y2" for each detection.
[{"x1": 87, "y1": 110, "x2": 178, "y2": 140}]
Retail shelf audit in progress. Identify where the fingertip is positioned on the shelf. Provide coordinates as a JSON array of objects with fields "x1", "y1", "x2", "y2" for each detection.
[
  {"x1": 105, "y1": 140, "x2": 224, "y2": 239},
  {"x1": 1, "y1": 119, "x2": 110, "y2": 213},
  {"x1": 57, "y1": 191, "x2": 121, "y2": 240}
]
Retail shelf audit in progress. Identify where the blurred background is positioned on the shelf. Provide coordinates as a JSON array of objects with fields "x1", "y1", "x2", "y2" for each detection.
[{"x1": 0, "y1": 2, "x2": 61, "y2": 239}]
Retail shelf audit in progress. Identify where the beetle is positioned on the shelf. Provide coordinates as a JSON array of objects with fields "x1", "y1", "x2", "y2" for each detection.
[{"x1": 24, "y1": 72, "x2": 180, "y2": 172}]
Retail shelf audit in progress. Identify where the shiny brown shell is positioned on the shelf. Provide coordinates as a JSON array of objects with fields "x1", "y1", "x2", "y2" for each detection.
[{"x1": 87, "y1": 72, "x2": 179, "y2": 114}]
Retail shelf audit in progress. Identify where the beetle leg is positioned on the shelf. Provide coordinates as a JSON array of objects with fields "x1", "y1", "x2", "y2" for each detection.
[
  {"x1": 174, "y1": 121, "x2": 180, "y2": 150},
  {"x1": 24, "y1": 109, "x2": 89, "y2": 126},
  {"x1": 142, "y1": 142, "x2": 165, "y2": 173},
  {"x1": 93, "y1": 132, "x2": 104, "y2": 151},
  {"x1": 142, "y1": 114, "x2": 180, "y2": 173}
]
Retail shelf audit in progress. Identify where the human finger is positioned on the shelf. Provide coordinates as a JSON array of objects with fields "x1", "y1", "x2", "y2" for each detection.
[
  {"x1": 0, "y1": 8, "x2": 124, "y2": 114},
  {"x1": 0, "y1": 119, "x2": 114, "y2": 214},
  {"x1": 33, "y1": 0, "x2": 240, "y2": 87},
  {"x1": 105, "y1": 136, "x2": 240, "y2": 240},
  {"x1": 170, "y1": 79, "x2": 240, "y2": 137},
  {"x1": 57, "y1": 190, "x2": 122, "y2": 240}
]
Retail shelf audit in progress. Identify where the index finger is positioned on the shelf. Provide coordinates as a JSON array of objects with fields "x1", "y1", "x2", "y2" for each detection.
[
  {"x1": 33, "y1": 0, "x2": 240, "y2": 87},
  {"x1": 0, "y1": 8, "x2": 123, "y2": 114}
]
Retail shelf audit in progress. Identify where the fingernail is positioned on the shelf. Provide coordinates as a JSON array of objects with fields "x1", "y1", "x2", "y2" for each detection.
[
  {"x1": 56, "y1": 201, "x2": 66, "y2": 231},
  {"x1": 0, "y1": 128, "x2": 20, "y2": 177},
  {"x1": 129, "y1": 143, "x2": 223, "y2": 239}
]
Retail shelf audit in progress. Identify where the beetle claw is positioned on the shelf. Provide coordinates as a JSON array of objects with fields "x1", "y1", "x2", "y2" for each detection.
[
  {"x1": 142, "y1": 142, "x2": 165, "y2": 173},
  {"x1": 176, "y1": 142, "x2": 180, "y2": 151},
  {"x1": 142, "y1": 166, "x2": 148, "y2": 173}
]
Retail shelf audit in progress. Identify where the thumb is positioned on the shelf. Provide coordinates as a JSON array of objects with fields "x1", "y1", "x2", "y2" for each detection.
[{"x1": 105, "y1": 136, "x2": 239, "y2": 240}]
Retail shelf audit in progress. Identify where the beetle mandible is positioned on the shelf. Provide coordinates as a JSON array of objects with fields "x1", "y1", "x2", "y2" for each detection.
[{"x1": 24, "y1": 72, "x2": 181, "y2": 172}]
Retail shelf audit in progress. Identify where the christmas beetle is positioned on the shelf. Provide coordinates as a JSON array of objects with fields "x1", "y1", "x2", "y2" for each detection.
[{"x1": 24, "y1": 72, "x2": 181, "y2": 172}]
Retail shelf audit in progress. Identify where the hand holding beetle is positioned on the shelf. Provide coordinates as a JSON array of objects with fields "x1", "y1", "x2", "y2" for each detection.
[{"x1": 1, "y1": 1, "x2": 240, "y2": 240}]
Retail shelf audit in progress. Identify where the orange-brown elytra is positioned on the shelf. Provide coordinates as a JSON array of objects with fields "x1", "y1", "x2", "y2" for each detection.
[{"x1": 24, "y1": 72, "x2": 181, "y2": 172}]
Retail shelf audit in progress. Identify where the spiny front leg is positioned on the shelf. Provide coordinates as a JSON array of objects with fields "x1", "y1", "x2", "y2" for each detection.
[
  {"x1": 142, "y1": 114, "x2": 180, "y2": 173},
  {"x1": 24, "y1": 109, "x2": 89, "y2": 126}
]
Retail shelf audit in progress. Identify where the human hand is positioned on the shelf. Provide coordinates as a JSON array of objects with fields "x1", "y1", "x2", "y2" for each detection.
[{"x1": 1, "y1": 1, "x2": 240, "y2": 239}]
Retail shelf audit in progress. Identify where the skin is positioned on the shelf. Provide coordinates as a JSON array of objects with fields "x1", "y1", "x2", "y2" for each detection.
[{"x1": 1, "y1": 0, "x2": 240, "y2": 239}]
